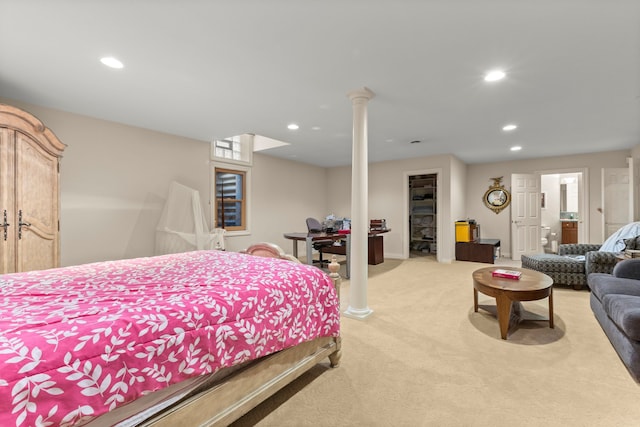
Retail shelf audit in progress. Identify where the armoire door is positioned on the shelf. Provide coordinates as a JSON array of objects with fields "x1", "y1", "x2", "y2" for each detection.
[{"x1": 15, "y1": 131, "x2": 60, "y2": 272}]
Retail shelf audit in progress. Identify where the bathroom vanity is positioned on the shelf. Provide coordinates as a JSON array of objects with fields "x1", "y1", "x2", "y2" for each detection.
[{"x1": 561, "y1": 220, "x2": 578, "y2": 244}]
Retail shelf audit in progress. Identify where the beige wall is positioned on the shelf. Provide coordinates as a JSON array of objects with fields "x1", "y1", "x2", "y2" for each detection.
[
  {"x1": 2, "y1": 98, "x2": 212, "y2": 266},
  {"x1": 3, "y1": 98, "x2": 635, "y2": 267},
  {"x1": 327, "y1": 150, "x2": 630, "y2": 262},
  {"x1": 226, "y1": 152, "x2": 327, "y2": 254},
  {"x1": 631, "y1": 144, "x2": 640, "y2": 221},
  {"x1": 449, "y1": 155, "x2": 468, "y2": 253},
  {"x1": 1, "y1": 98, "x2": 326, "y2": 266},
  {"x1": 466, "y1": 150, "x2": 630, "y2": 257},
  {"x1": 327, "y1": 154, "x2": 460, "y2": 262}
]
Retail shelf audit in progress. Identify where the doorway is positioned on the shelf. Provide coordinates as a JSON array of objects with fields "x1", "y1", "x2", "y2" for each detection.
[
  {"x1": 408, "y1": 173, "x2": 438, "y2": 259},
  {"x1": 539, "y1": 169, "x2": 588, "y2": 252}
]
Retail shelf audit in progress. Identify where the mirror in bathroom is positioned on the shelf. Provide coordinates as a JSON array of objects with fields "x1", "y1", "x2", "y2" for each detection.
[{"x1": 560, "y1": 181, "x2": 578, "y2": 213}]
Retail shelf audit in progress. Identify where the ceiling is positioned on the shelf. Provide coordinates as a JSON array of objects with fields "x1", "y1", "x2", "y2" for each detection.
[{"x1": 1, "y1": 1, "x2": 639, "y2": 168}]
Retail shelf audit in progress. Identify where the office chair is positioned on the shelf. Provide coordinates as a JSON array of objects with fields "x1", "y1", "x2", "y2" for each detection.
[{"x1": 306, "y1": 217, "x2": 333, "y2": 266}]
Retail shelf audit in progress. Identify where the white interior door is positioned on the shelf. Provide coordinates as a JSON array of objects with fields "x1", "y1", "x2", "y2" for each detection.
[
  {"x1": 511, "y1": 174, "x2": 541, "y2": 260},
  {"x1": 602, "y1": 167, "x2": 630, "y2": 239}
]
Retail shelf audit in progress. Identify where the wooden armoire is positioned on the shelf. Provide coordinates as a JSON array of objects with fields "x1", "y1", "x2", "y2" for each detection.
[{"x1": 0, "y1": 104, "x2": 66, "y2": 274}]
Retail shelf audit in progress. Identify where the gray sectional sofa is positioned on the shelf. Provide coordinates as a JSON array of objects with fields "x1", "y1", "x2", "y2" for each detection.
[{"x1": 589, "y1": 258, "x2": 640, "y2": 381}]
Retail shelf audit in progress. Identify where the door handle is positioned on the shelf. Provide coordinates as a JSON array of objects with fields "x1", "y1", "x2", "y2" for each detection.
[
  {"x1": 1, "y1": 210, "x2": 9, "y2": 241},
  {"x1": 18, "y1": 210, "x2": 31, "y2": 240}
]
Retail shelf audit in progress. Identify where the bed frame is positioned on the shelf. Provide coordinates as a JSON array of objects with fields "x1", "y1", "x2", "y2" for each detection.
[{"x1": 94, "y1": 243, "x2": 342, "y2": 427}]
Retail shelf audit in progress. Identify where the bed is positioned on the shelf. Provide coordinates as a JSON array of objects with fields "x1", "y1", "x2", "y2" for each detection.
[{"x1": 0, "y1": 243, "x2": 341, "y2": 426}]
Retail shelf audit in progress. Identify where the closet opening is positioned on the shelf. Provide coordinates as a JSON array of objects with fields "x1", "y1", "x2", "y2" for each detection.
[{"x1": 409, "y1": 173, "x2": 438, "y2": 259}]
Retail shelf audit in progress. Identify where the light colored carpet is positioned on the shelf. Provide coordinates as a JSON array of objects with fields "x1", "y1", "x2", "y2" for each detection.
[{"x1": 232, "y1": 257, "x2": 640, "y2": 426}]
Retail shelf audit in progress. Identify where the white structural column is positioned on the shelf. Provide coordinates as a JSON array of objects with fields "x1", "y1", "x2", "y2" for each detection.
[{"x1": 344, "y1": 87, "x2": 375, "y2": 319}]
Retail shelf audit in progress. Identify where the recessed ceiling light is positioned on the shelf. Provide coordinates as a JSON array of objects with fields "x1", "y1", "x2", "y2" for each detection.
[
  {"x1": 311, "y1": 126, "x2": 321, "y2": 131},
  {"x1": 484, "y1": 69, "x2": 506, "y2": 82},
  {"x1": 503, "y1": 124, "x2": 518, "y2": 131},
  {"x1": 100, "y1": 56, "x2": 124, "y2": 69},
  {"x1": 510, "y1": 146, "x2": 522, "y2": 151},
  {"x1": 287, "y1": 123, "x2": 299, "y2": 130}
]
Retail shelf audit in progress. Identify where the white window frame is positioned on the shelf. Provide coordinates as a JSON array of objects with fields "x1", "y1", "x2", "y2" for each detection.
[{"x1": 210, "y1": 134, "x2": 253, "y2": 166}]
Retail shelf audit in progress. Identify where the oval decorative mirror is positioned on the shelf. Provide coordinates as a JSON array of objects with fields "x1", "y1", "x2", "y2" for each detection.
[{"x1": 483, "y1": 176, "x2": 511, "y2": 214}]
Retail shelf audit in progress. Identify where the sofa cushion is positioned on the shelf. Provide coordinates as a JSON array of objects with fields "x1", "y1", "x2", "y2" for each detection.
[
  {"x1": 589, "y1": 273, "x2": 640, "y2": 302},
  {"x1": 602, "y1": 294, "x2": 640, "y2": 341},
  {"x1": 613, "y1": 258, "x2": 640, "y2": 280}
]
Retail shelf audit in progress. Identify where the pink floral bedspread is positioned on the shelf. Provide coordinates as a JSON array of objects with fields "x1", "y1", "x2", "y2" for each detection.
[{"x1": 0, "y1": 250, "x2": 340, "y2": 426}]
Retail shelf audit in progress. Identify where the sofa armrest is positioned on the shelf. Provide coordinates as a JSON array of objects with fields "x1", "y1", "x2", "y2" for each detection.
[
  {"x1": 612, "y1": 258, "x2": 640, "y2": 280},
  {"x1": 585, "y1": 251, "x2": 619, "y2": 275},
  {"x1": 558, "y1": 243, "x2": 601, "y2": 256}
]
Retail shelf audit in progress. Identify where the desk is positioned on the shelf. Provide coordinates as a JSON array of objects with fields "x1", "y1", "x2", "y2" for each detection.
[
  {"x1": 283, "y1": 230, "x2": 389, "y2": 278},
  {"x1": 456, "y1": 239, "x2": 500, "y2": 264}
]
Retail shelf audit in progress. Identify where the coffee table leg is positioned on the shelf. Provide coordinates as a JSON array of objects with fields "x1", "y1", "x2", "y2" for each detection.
[
  {"x1": 548, "y1": 287, "x2": 554, "y2": 329},
  {"x1": 495, "y1": 294, "x2": 512, "y2": 340},
  {"x1": 474, "y1": 288, "x2": 478, "y2": 312}
]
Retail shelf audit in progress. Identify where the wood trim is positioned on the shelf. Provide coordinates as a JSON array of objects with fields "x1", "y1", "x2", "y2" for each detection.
[
  {"x1": 241, "y1": 242, "x2": 301, "y2": 263},
  {"x1": 0, "y1": 104, "x2": 66, "y2": 156},
  {"x1": 140, "y1": 337, "x2": 337, "y2": 427}
]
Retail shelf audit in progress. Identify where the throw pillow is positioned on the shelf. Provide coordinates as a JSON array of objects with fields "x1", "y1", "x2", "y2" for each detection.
[{"x1": 624, "y1": 235, "x2": 640, "y2": 250}]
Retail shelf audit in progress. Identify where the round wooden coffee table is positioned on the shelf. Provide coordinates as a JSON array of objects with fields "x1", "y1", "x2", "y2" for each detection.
[{"x1": 473, "y1": 266, "x2": 554, "y2": 340}]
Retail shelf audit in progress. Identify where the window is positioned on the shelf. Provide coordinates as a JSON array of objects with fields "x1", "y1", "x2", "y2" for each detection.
[
  {"x1": 211, "y1": 134, "x2": 253, "y2": 235},
  {"x1": 211, "y1": 134, "x2": 253, "y2": 166},
  {"x1": 214, "y1": 138, "x2": 242, "y2": 162},
  {"x1": 214, "y1": 167, "x2": 247, "y2": 232}
]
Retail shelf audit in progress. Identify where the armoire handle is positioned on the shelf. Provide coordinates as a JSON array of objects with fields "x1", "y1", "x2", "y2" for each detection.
[
  {"x1": 18, "y1": 210, "x2": 31, "y2": 240},
  {"x1": 1, "y1": 210, "x2": 9, "y2": 241}
]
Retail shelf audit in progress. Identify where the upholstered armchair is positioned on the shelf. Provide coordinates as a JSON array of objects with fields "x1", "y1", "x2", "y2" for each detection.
[
  {"x1": 521, "y1": 243, "x2": 619, "y2": 290},
  {"x1": 558, "y1": 243, "x2": 619, "y2": 275}
]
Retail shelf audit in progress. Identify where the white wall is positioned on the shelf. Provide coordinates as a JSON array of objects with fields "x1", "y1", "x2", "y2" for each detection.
[{"x1": 541, "y1": 174, "x2": 561, "y2": 246}]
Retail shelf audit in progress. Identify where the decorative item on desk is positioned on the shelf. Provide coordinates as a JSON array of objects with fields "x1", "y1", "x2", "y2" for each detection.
[
  {"x1": 370, "y1": 219, "x2": 387, "y2": 231},
  {"x1": 624, "y1": 249, "x2": 640, "y2": 258},
  {"x1": 492, "y1": 269, "x2": 522, "y2": 280}
]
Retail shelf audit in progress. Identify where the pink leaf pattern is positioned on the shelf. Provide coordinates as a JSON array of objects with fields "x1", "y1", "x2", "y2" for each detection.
[{"x1": 0, "y1": 250, "x2": 339, "y2": 426}]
